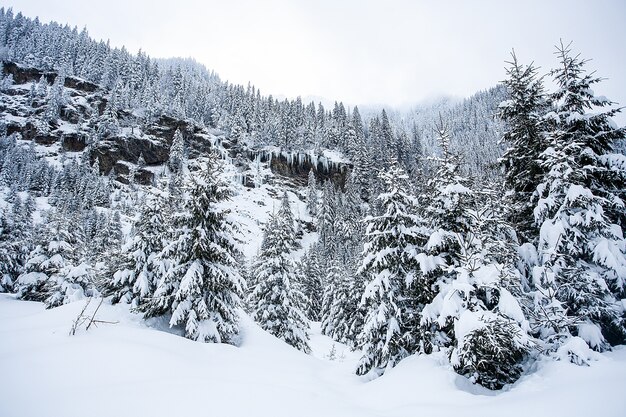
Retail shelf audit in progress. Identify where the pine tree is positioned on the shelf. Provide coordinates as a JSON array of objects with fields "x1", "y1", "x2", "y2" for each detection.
[
  {"x1": 499, "y1": 51, "x2": 549, "y2": 243},
  {"x1": 16, "y1": 208, "x2": 94, "y2": 308},
  {"x1": 306, "y1": 169, "x2": 318, "y2": 217},
  {"x1": 168, "y1": 128, "x2": 185, "y2": 174},
  {"x1": 317, "y1": 181, "x2": 337, "y2": 261},
  {"x1": 422, "y1": 194, "x2": 532, "y2": 389},
  {"x1": 44, "y1": 74, "x2": 65, "y2": 122},
  {"x1": 277, "y1": 191, "x2": 299, "y2": 252},
  {"x1": 532, "y1": 42, "x2": 626, "y2": 351},
  {"x1": 142, "y1": 154, "x2": 245, "y2": 343},
  {"x1": 0, "y1": 194, "x2": 33, "y2": 291},
  {"x1": 299, "y1": 244, "x2": 324, "y2": 321},
  {"x1": 98, "y1": 88, "x2": 120, "y2": 138},
  {"x1": 320, "y1": 260, "x2": 340, "y2": 337},
  {"x1": 249, "y1": 212, "x2": 310, "y2": 352},
  {"x1": 106, "y1": 194, "x2": 166, "y2": 307},
  {"x1": 418, "y1": 119, "x2": 475, "y2": 352},
  {"x1": 356, "y1": 161, "x2": 425, "y2": 376}
]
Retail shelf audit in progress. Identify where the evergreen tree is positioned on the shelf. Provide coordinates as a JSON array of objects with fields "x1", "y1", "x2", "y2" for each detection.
[
  {"x1": 142, "y1": 154, "x2": 245, "y2": 343},
  {"x1": 422, "y1": 195, "x2": 532, "y2": 389},
  {"x1": 299, "y1": 244, "x2": 324, "y2": 321},
  {"x1": 277, "y1": 191, "x2": 299, "y2": 252},
  {"x1": 356, "y1": 161, "x2": 425, "y2": 376},
  {"x1": 532, "y1": 42, "x2": 626, "y2": 350},
  {"x1": 418, "y1": 119, "x2": 474, "y2": 352},
  {"x1": 249, "y1": 211, "x2": 310, "y2": 352},
  {"x1": 306, "y1": 169, "x2": 318, "y2": 217},
  {"x1": 168, "y1": 128, "x2": 185, "y2": 174},
  {"x1": 317, "y1": 181, "x2": 337, "y2": 261},
  {"x1": 16, "y1": 208, "x2": 94, "y2": 308},
  {"x1": 499, "y1": 51, "x2": 549, "y2": 243},
  {"x1": 320, "y1": 260, "x2": 340, "y2": 337},
  {"x1": 106, "y1": 194, "x2": 166, "y2": 307}
]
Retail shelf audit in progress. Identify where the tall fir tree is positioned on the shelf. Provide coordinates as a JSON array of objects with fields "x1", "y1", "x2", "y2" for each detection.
[
  {"x1": 16, "y1": 207, "x2": 94, "y2": 308},
  {"x1": 249, "y1": 211, "x2": 310, "y2": 352},
  {"x1": 168, "y1": 128, "x2": 185, "y2": 174},
  {"x1": 499, "y1": 51, "x2": 549, "y2": 244},
  {"x1": 418, "y1": 119, "x2": 475, "y2": 352},
  {"x1": 306, "y1": 169, "x2": 318, "y2": 217},
  {"x1": 299, "y1": 243, "x2": 324, "y2": 321},
  {"x1": 106, "y1": 193, "x2": 167, "y2": 308},
  {"x1": 356, "y1": 161, "x2": 425, "y2": 376},
  {"x1": 142, "y1": 154, "x2": 245, "y2": 343},
  {"x1": 532, "y1": 42, "x2": 626, "y2": 350}
]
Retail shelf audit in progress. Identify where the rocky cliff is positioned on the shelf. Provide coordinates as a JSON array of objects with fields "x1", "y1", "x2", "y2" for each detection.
[{"x1": 1, "y1": 62, "x2": 350, "y2": 187}]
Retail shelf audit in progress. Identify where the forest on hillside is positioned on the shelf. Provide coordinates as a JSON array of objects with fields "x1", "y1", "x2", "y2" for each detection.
[{"x1": 0, "y1": 8, "x2": 625, "y2": 391}]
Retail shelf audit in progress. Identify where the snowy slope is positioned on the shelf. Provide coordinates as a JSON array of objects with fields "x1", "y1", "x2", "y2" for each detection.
[{"x1": 1, "y1": 294, "x2": 625, "y2": 417}]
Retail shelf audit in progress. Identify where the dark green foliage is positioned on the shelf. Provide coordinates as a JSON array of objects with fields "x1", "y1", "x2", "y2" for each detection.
[{"x1": 453, "y1": 319, "x2": 530, "y2": 390}]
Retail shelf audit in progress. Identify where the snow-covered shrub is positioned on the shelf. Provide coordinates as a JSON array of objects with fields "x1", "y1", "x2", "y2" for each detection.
[{"x1": 452, "y1": 316, "x2": 531, "y2": 390}]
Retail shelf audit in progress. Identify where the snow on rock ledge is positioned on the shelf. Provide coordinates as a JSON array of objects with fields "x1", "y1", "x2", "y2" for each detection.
[{"x1": 247, "y1": 146, "x2": 352, "y2": 187}]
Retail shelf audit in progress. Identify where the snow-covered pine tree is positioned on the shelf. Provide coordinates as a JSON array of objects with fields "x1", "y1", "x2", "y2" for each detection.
[
  {"x1": 499, "y1": 51, "x2": 549, "y2": 244},
  {"x1": 306, "y1": 169, "x2": 318, "y2": 217},
  {"x1": 168, "y1": 128, "x2": 185, "y2": 174},
  {"x1": 0, "y1": 194, "x2": 33, "y2": 291},
  {"x1": 418, "y1": 119, "x2": 474, "y2": 352},
  {"x1": 338, "y1": 171, "x2": 365, "y2": 262},
  {"x1": 277, "y1": 191, "x2": 300, "y2": 252},
  {"x1": 532, "y1": 42, "x2": 626, "y2": 351},
  {"x1": 422, "y1": 192, "x2": 532, "y2": 389},
  {"x1": 98, "y1": 87, "x2": 120, "y2": 138},
  {"x1": 249, "y1": 210, "x2": 310, "y2": 353},
  {"x1": 320, "y1": 260, "x2": 340, "y2": 337},
  {"x1": 44, "y1": 73, "x2": 65, "y2": 122},
  {"x1": 356, "y1": 160, "x2": 424, "y2": 376},
  {"x1": 317, "y1": 181, "x2": 337, "y2": 261},
  {"x1": 16, "y1": 207, "x2": 94, "y2": 308},
  {"x1": 142, "y1": 153, "x2": 245, "y2": 344},
  {"x1": 323, "y1": 258, "x2": 353, "y2": 343},
  {"x1": 106, "y1": 193, "x2": 167, "y2": 308},
  {"x1": 299, "y1": 243, "x2": 324, "y2": 321}
]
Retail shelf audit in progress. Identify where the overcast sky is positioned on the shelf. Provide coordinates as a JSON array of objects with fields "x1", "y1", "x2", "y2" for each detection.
[{"x1": 7, "y1": 0, "x2": 626, "y2": 121}]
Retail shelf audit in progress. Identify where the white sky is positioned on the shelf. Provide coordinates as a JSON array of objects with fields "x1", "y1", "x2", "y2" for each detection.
[{"x1": 7, "y1": 0, "x2": 626, "y2": 122}]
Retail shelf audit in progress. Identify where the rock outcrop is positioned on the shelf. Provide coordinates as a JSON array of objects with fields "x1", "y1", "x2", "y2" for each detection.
[{"x1": 1, "y1": 62, "x2": 351, "y2": 188}]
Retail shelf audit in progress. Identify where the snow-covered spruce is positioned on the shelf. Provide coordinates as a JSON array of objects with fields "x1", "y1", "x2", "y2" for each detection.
[
  {"x1": 0, "y1": 193, "x2": 33, "y2": 291},
  {"x1": 141, "y1": 153, "x2": 245, "y2": 344},
  {"x1": 356, "y1": 161, "x2": 427, "y2": 376},
  {"x1": 249, "y1": 203, "x2": 310, "y2": 353},
  {"x1": 421, "y1": 200, "x2": 533, "y2": 389},
  {"x1": 531, "y1": 42, "x2": 626, "y2": 351},
  {"x1": 498, "y1": 51, "x2": 549, "y2": 244},
  {"x1": 418, "y1": 120, "x2": 474, "y2": 352},
  {"x1": 306, "y1": 168, "x2": 318, "y2": 217},
  {"x1": 105, "y1": 191, "x2": 168, "y2": 308},
  {"x1": 298, "y1": 243, "x2": 324, "y2": 321},
  {"x1": 16, "y1": 207, "x2": 95, "y2": 308}
]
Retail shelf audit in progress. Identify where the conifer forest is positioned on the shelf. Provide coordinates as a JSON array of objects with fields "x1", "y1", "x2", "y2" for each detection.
[{"x1": 0, "y1": 5, "x2": 625, "y2": 417}]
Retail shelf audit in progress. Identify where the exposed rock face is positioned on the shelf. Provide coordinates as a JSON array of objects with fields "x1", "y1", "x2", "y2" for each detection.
[
  {"x1": 91, "y1": 135, "x2": 169, "y2": 180},
  {"x1": 242, "y1": 148, "x2": 352, "y2": 188},
  {"x1": 145, "y1": 115, "x2": 213, "y2": 158},
  {"x1": 268, "y1": 153, "x2": 350, "y2": 187},
  {"x1": 62, "y1": 133, "x2": 87, "y2": 152},
  {"x1": 2, "y1": 62, "x2": 99, "y2": 92},
  {"x1": 34, "y1": 134, "x2": 57, "y2": 145}
]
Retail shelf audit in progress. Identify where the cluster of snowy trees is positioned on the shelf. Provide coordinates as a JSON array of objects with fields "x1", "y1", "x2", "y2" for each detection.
[
  {"x1": 0, "y1": 136, "x2": 116, "y2": 298},
  {"x1": 299, "y1": 44, "x2": 625, "y2": 389},
  {"x1": 1, "y1": 7, "x2": 625, "y2": 391}
]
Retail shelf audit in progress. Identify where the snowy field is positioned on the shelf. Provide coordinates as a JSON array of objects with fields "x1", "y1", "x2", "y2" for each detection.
[{"x1": 1, "y1": 294, "x2": 625, "y2": 417}]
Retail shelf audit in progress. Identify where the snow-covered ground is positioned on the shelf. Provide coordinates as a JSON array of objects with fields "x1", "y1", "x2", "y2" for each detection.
[{"x1": 1, "y1": 294, "x2": 625, "y2": 417}]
